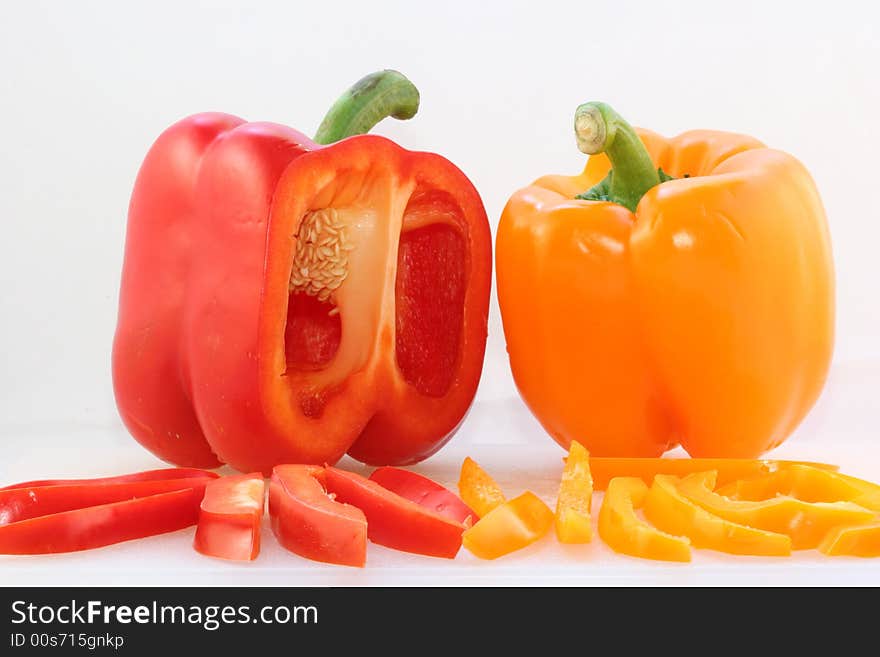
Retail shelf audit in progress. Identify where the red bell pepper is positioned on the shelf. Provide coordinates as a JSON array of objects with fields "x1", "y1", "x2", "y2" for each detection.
[
  {"x1": 112, "y1": 70, "x2": 491, "y2": 474},
  {"x1": 368, "y1": 466, "x2": 476, "y2": 525},
  {"x1": 193, "y1": 473, "x2": 266, "y2": 561},
  {"x1": 269, "y1": 465, "x2": 367, "y2": 567},
  {"x1": 323, "y1": 466, "x2": 465, "y2": 558}
]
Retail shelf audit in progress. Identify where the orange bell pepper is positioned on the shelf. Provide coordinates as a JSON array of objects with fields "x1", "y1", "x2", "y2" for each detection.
[
  {"x1": 818, "y1": 523, "x2": 880, "y2": 557},
  {"x1": 458, "y1": 457, "x2": 506, "y2": 518},
  {"x1": 497, "y1": 101, "x2": 834, "y2": 458},
  {"x1": 676, "y1": 471, "x2": 875, "y2": 550},
  {"x1": 588, "y1": 457, "x2": 837, "y2": 492},
  {"x1": 462, "y1": 491, "x2": 553, "y2": 560},
  {"x1": 643, "y1": 474, "x2": 791, "y2": 556},
  {"x1": 555, "y1": 441, "x2": 593, "y2": 543},
  {"x1": 597, "y1": 477, "x2": 691, "y2": 562},
  {"x1": 717, "y1": 465, "x2": 880, "y2": 512}
]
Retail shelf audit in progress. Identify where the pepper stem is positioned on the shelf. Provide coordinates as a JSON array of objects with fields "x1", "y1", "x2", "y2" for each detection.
[
  {"x1": 574, "y1": 102, "x2": 662, "y2": 212},
  {"x1": 314, "y1": 70, "x2": 420, "y2": 145}
]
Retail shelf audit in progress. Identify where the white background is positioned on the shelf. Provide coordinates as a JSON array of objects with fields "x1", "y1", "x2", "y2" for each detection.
[{"x1": 1, "y1": 0, "x2": 879, "y2": 585}]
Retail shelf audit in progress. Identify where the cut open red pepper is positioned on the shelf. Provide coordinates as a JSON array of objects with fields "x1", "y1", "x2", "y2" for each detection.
[
  {"x1": 194, "y1": 473, "x2": 266, "y2": 561},
  {"x1": 112, "y1": 70, "x2": 491, "y2": 473},
  {"x1": 369, "y1": 466, "x2": 476, "y2": 525}
]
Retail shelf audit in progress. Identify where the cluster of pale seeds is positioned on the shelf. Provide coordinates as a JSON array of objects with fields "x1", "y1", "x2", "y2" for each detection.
[{"x1": 289, "y1": 208, "x2": 353, "y2": 306}]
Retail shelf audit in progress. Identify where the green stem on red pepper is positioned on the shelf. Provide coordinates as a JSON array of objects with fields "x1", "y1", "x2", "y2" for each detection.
[
  {"x1": 574, "y1": 102, "x2": 674, "y2": 212},
  {"x1": 314, "y1": 70, "x2": 420, "y2": 145}
]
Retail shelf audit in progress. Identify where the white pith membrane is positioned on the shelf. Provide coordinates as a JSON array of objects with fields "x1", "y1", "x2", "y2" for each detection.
[{"x1": 284, "y1": 175, "x2": 412, "y2": 389}]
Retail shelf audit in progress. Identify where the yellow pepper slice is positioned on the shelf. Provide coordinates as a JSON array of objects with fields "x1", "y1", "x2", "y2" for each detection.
[
  {"x1": 818, "y1": 523, "x2": 880, "y2": 557},
  {"x1": 677, "y1": 471, "x2": 876, "y2": 550},
  {"x1": 589, "y1": 458, "x2": 838, "y2": 491},
  {"x1": 555, "y1": 441, "x2": 593, "y2": 543},
  {"x1": 458, "y1": 457, "x2": 506, "y2": 519},
  {"x1": 643, "y1": 474, "x2": 791, "y2": 556},
  {"x1": 598, "y1": 477, "x2": 691, "y2": 562},
  {"x1": 462, "y1": 491, "x2": 554, "y2": 560},
  {"x1": 718, "y1": 465, "x2": 880, "y2": 512}
]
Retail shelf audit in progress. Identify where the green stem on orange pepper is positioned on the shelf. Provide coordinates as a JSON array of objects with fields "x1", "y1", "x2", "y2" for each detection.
[{"x1": 574, "y1": 102, "x2": 672, "y2": 212}]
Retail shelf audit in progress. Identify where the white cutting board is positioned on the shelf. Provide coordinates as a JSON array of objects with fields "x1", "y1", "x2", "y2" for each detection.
[{"x1": 2, "y1": 360, "x2": 879, "y2": 587}]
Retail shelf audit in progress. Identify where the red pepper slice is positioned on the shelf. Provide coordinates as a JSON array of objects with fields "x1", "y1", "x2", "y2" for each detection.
[
  {"x1": 112, "y1": 71, "x2": 491, "y2": 473},
  {"x1": 0, "y1": 467, "x2": 218, "y2": 492},
  {"x1": 368, "y1": 466, "x2": 476, "y2": 525},
  {"x1": 0, "y1": 487, "x2": 206, "y2": 554},
  {"x1": 193, "y1": 473, "x2": 266, "y2": 562},
  {"x1": 323, "y1": 466, "x2": 465, "y2": 558},
  {"x1": 269, "y1": 465, "x2": 367, "y2": 568},
  {"x1": 0, "y1": 474, "x2": 218, "y2": 524}
]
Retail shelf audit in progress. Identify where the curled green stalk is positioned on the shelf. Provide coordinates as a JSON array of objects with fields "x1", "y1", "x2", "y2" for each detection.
[
  {"x1": 574, "y1": 102, "x2": 673, "y2": 212},
  {"x1": 314, "y1": 70, "x2": 420, "y2": 145}
]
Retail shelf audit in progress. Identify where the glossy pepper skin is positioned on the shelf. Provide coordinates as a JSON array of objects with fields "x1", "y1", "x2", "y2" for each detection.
[
  {"x1": 113, "y1": 72, "x2": 491, "y2": 473},
  {"x1": 0, "y1": 470, "x2": 216, "y2": 555},
  {"x1": 497, "y1": 102, "x2": 834, "y2": 458}
]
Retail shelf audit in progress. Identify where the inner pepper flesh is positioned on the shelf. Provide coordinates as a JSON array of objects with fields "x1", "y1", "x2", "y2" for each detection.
[{"x1": 283, "y1": 177, "x2": 468, "y2": 413}]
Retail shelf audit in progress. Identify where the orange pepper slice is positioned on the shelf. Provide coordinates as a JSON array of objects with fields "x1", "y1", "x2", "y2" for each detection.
[
  {"x1": 462, "y1": 491, "x2": 553, "y2": 560},
  {"x1": 643, "y1": 474, "x2": 791, "y2": 556},
  {"x1": 555, "y1": 441, "x2": 593, "y2": 543},
  {"x1": 718, "y1": 465, "x2": 880, "y2": 512},
  {"x1": 589, "y1": 458, "x2": 838, "y2": 491},
  {"x1": 597, "y1": 477, "x2": 691, "y2": 562},
  {"x1": 458, "y1": 457, "x2": 506, "y2": 518},
  {"x1": 676, "y1": 471, "x2": 875, "y2": 550},
  {"x1": 819, "y1": 523, "x2": 880, "y2": 557}
]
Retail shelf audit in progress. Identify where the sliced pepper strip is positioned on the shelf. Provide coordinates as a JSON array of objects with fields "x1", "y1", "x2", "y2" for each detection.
[
  {"x1": 193, "y1": 473, "x2": 266, "y2": 562},
  {"x1": 462, "y1": 491, "x2": 554, "y2": 560},
  {"x1": 555, "y1": 441, "x2": 593, "y2": 543},
  {"x1": 458, "y1": 457, "x2": 506, "y2": 518},
  {"x1": 269, "y1": 465, "x2": 367, "y2": 567},
  {"x1": 368, "y1": 466, "x2": 476, "y2": 525},
  {"x1": 818, "y1": 523, "x2": 880, "y2": 557},
  {"x1": 323, "y1": 467, "x2": 465, "y2": 559},
  {"x1": 676, "y1": 471, "x2": 876, "y2": 550},
  {"x1": 717, "y1": 465, "x2": 880, "y2": 512},
  {"x1": 0, "y1": 468, "x2": 218, "y2": 492},
  {"x1": 643, "y1": 474, "x2": 791, "y2": 556},
  {"x1": 597, "y1": 477, "x2": 691, "y2": 562},
  {"x1": 0, "y1": 475, "x2": 218, "y2": 525},
  {"x1": 589, "y1": 458, "x2": 838, "y2": 492},
  {"x1": 0, "y1": 487, "x2": 206, "y2": 554}
]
